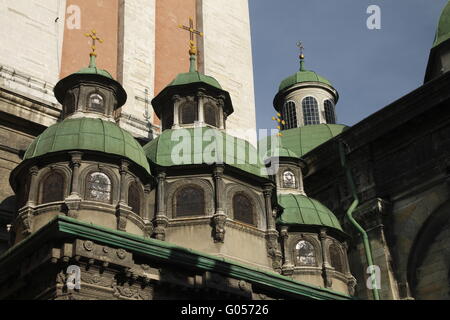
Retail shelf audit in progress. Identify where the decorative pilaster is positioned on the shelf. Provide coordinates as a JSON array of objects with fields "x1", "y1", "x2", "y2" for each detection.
[
  {"x1": 197, "y1": 89, "x2": 205, "y2": 126},
  {"x1": 116, "y1": 160, "x2": 132, "y2": 232},
  {"x1": 319, "y1": 229, "x2": 333, "y2": 288},
  {"x1": 65, "y1": 152, "x2": 83, "y2": 218},
  {"x1": 263, "y1": 185, "x2": 282, "y2": 271},
  {"x1": 172, "y1": 95, "x2": 181, "y2": 129},
  {"x1": 154, "y1": 172, "x2": 169, "y2": 241},
  {"x1": 280, "y1": 226, "x2": 294, "y2": 276},
  {"x1": 218, "y1": 96, "x2": 226, "y2": 130},
  {"x1": 343, "y1": 241, "x2": 357, "y2": 295},
  {"x1": 212, "y1": 165, "x2": 227, "y2": 242},
  {"x1": 143, "y1": 184, "x2": 153, "y2": 238},
  {"x1": 17, "y1": 166, "x2": 39, "y2": 236},
  {"x1": 27, "y1": 166, "x2": 39, "y2": 206}
]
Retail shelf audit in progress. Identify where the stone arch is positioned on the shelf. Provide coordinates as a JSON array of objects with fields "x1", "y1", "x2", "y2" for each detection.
[
  {"x1": 407, "y1": 199, "x2": 450, "y2": 298},
  {"x1": 35, "y1": 165, "x2": 71, "y2": 204},
  {"x1": 327, "y1": 240, "x2": 347, "y2": 274},
  {"x1": 79, "y1": 164, "x2": 120, "y2": 205},
  {"x1": 224, "y1": 184, "x2": 266, "y2": 229},
  {"x1": 124, "y1": 175, "x2": 145, "y2": 217},
  {"x1": 289, "y1": 234, "x2": 321, "y2": 267},
  {"x1": 166, "y1": 178, "x2": 214, "y2": 219}
]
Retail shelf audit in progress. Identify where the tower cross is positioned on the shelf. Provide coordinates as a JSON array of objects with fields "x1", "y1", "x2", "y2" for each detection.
[
  {"x1": 178, "y1": 17, "x2": 203, "y2": 55},
  {"x1": 85, "y1": 30, "x2": 104, "y2": 57},
  {"x1": 297, "y1": 41, "x2": 304, "y2": 59}
]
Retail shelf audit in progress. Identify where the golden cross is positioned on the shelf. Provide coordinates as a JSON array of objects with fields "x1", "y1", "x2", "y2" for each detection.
[
  {"x1": 85, "y1": 30, "x2": 104, "y2": 57},
  {"x1": 178, "y1": 17, "x2": 203, "y2": 55}
]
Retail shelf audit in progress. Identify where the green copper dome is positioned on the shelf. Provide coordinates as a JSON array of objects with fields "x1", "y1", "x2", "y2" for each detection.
[
  {"x1": 144, "y1": 127, "x2": 268, "y2": 178},
  {"x1": 277, "y1": 194, "x2": 343, "y2": 232},
  {"x1": 75, "y1": 55, "x2": 114, "y2": 79},
  {"x1": 24, "y1": 117, "x2": 150, "y2": 174},
  {"x1": 434, "y1": 1, "x2": 450, "y2": 48},
  {"x1": 261, "y1": 124, "x2": 348, "y2": 158},
  {"x1": 279, "y1": 70, "x2": 332, "y2": 92},
  {"x1": 168, "y1": 71, "x2": 222, "y2": 90}
]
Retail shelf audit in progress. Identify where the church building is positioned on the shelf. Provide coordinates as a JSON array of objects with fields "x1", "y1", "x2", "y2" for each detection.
[{"x1": 0, "y1": 0, "x2": 449, "y2": 300}]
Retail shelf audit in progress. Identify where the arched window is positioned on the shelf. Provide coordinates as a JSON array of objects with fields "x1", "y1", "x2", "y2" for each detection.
[
  {"x1": 175, "y1": 185, "x2": 205, "y2": 217},
  {"x1": 180, "y1": 101, "x2": 198, "y2": 124},
  {"x1": 232, "y1": 193, "x2": 255, "y2": 226},
  {"x1": 128, "y1": 182, "x2": 141, "y2": 215},
  {"x1": 204, "y1": 103, "x2": 218, "y2": 127},
  {"x1": 41, "y1": 172, "x2": 65, "y2": 204},
  {"x1": 64, "y1": 92, "x2": 76, "y2": 116},
  {"x1": 324, "y1": 100, "x2": 336, "y2": 124},
  {"x1": 85, "y1": 172, "x2": 112, "y2": 203},
  {"x1": 295, "y1": 240, "x2": 316, "y2": 266},
  {"x1": 88, "y1": 93, "x2": 104, "y2": 113},
  {"x1": 282, "y1": 101, "x2": 297, "y2": 129},
  {"x1": 329, "y1": 243, "x2": 345, "y2": 273},
  {"x1": 302, "y1": 96, "x2": 320, "y2": 125},
  {"x1": 282, "y1": 170, "x2": 296, "y2": 188}
]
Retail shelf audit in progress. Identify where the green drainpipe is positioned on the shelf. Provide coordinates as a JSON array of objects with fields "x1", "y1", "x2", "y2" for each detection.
[{"x1": 339, "y1": 140, "x2": 380, "y2": 300}]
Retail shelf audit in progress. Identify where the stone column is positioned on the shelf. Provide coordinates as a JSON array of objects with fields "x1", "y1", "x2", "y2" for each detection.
[
  {"x1": 17, "y1": 166, "x2": 39, "y2": 236},
  {"x1": 218, "y1": 95, "x2": 226, "y2": 130},
  {"x1": 264, "y1": 184, "x2": 282, "y2": 271},
  {"x1": 319, "y1": 229, "x2": 333, "y2": 288},
  {"x1": 280, "y1": 226, "x2": 294, "y2": 276},
  {"x1": 154, "y1": 171, "x2": 169, "y2": 241},
  {"x1": 143, "y1": 184, "x2": 153, "y2": 238},
  {"x1": 65, "y1": 152, "x2": 83, "y2": 218},
  {"x1": 212, "y1": 165, "x2": 227, "y2": 242},
  {"x1": 197, "y1": 89, "x2": 205, "y2": 126},
  {"x1": 27, "y1": 166, "x2": 39, "y2": 206},
  {"x1": 116, "y1": 160, "x2": 131, "y2": 231},
  {"x1": 172, "y1": 95, "x2": 181, "y2": 129}
]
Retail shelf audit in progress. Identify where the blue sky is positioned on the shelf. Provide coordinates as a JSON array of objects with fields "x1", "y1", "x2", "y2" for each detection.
[{"x1": 249, "y1": 0, "x2": 448, "y2": 131}]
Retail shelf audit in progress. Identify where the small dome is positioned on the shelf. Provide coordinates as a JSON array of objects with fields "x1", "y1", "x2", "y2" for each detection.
[
  {"x1": 143, "y1": 127, "x2": 268, "y2": 178},
  {"x1": 277, "y1": 193, "x2": 343, "y2": 232},
  {"x1": 75, "y1": 66, "x2": 114, "y2": 79},
  {"x1": 434, "y1": 1, "x2": 450, "y2": 48},
  {"x1": 168, "y1": 71, "x2": 222, "y2": 90},
  {"x1": 279, "y1": 70, "x2": 333, "y2": 92},
  {"x1": 24, "y1": 118, "x2": 150, "y2": 174},
  {"x1": 261, "y1": 124, "x2": 348, "y2": 158}
]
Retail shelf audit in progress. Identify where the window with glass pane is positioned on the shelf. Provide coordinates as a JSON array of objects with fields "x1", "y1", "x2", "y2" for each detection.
[
  {"x1": 295, "y1": 240, "x2": 316, "y2": 266},
  {"x1": 204, "y1": 103, "x2": 218, "y2": 127},
  {"x1": 282, "y1": 101, "x2": 297, "y2": 129},
  {"x1": 302, "y1": 96, "x2": 320, "y2": 125},
  {"x1": 180, "y1": 101, "x2": 198, "y2": 124},
  {"x1": 88, "y1": 93, "x2": 104, "y2": 113},
  {"x1": 329, "y1": 243, "x2": 344, "y2": 273},
  {"x1": 86, "y1": 172, "x2": 112, "y2": 202},
  {"x1": 233, "y1": 193, "x2": 254, "y2": 226},
  {"x1": 324, "y1": 100, "x2": 336, "y2": 124},
  {"x1": 41, "y1": 172, "x2": 64, "y2": 204},
  {"x1": 175, "y1": 186, "x2": 205, "y2": 217},
  {"x1": 128, "y1": 182, "x2": 141, "y2": 214},
  {"x1": 282, "y1": 170, "x2": 296, "y2": 188}
]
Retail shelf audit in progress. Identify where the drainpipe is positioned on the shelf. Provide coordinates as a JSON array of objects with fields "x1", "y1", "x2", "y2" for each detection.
[{"x1": 339, "y1": 140, "x2": 380, "y2": 300}]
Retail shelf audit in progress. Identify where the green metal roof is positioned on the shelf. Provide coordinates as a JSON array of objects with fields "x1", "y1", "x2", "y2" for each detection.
[
  {"x1": 261, "y1": 124, "x2": 348, "y2": 158},
  {"x1": 168, "y1": 71, "x2": 222, "y2": 90},
  {"x1": 24, "y1": 117, "x2": 150, "y2": 174},
  {"x1": 75, "y1": 55, "x2": 114, "y2": 79},
  {"x1": 279, "y1": 70, "x2": 332, "y2": 92},
  {"x1": 434, "y1": 1, "x2": 450, "y2": 48},
  {"x1": 277, "y1": 194, "x2": 343, "y2": 232},
  {"x1": 144, "y1": 127, "x2": 268, "y2": 178}
]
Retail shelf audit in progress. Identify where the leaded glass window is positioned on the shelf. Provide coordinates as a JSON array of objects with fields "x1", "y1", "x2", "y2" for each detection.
[
  {"x1": 204, "y1": 103, "x2": 218, "y2": 127},
  {"x1": 175, "y1": 186, "x2": 204, "y2": 217},
  {"x1": 233, "y1": 193, "x2": 254, "y2": 226},
  {"x1": 41, "y1": 172, "x2": 64, "y2": 204},
  {"x1": 282, "y1": 101, "x2": 297, "y2": 129},
  {"x1": 324, "y1": 100, "x2": 336, "y2": 124},
  {"x1": 88, "y1": 93, "x2": 104, "y2": 113},
  {"x1": 180, "y1": 101, "x2": 198, "y2": 124},
  {"x1": 329, "y1": 243, "x2": 344, "y2": 273},
  {"x1": 302, "y1": 96, "x2": 320, "y2": 125},
  {"x1": 295, "y1": 240, "x2": 316, "y2": 266},
  {"x1": 128, "y1": 182, "x2": 141, "y2": 215},
  {"x1": 282, "y1": 170, "x2": 296, "y2": 188},
  {"x1": 86, "y1": 172, "x2": 112, "y2": 202}
]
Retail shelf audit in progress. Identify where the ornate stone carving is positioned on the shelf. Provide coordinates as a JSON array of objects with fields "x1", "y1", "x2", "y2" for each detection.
[
  {"x1": 211, "y1": 213, "x2": 227, "y2": 243},
  {"x1": 83, "y1": 240, "x2": 94, "y2": 251},
  {"x1": 154, "y1": 215, "x2": 169, "y2": 241}
]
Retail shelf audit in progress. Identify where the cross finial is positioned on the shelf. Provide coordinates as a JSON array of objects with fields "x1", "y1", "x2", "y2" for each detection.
[
  {"x1": 297, "y1": 41, "x2": 305, "y2": 71},
  {"x1": 178, "y1": 17, "x2": 203, "y2": 56},
  {"x1": 85, "y1": 30, "x2": 104, "y2": 58}
]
